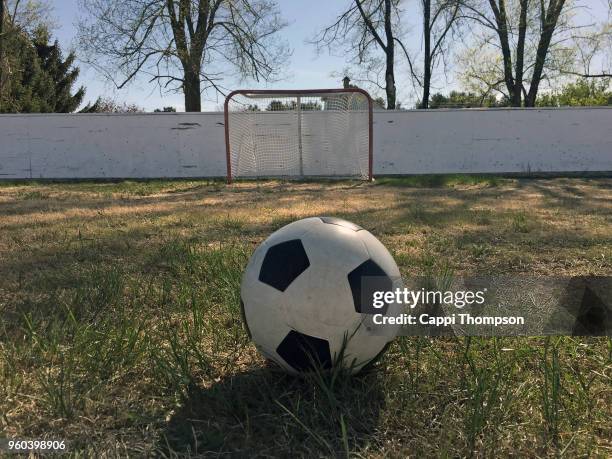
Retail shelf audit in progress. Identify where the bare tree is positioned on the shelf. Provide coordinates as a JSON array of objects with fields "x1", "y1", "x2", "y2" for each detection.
[
  {"x1": 80, "y1": 97, "x2": 144, "y2": 113},
  {"x1": 0, "y1": 1, "x2": 5, "y2": 101},
  {"x1": 77, "y1": 0, "x2": 290, "y2": 112},
  {"x1": 6, "y1": 0, "x2": 54, "y2": 32},
  {"x1": 406, "y1": 0, "x2": 462, "y2": 108},
  {"x1": 313, "y1": 0, "x2": 402, "y2": 109},
  {"x1": 459, "y1": 0, "x2": 572, "y2": 106},
  {"x1": 556, "y1": 2, "x2": 611, "y2": 79}
]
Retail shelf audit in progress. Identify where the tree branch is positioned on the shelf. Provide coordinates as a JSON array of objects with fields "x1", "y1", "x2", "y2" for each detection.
[{"x1": 354, "y1": 0, "x2": 388, "y2": 51}]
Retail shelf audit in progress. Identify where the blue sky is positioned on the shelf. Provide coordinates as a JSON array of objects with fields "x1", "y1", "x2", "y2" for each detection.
[{"x1": 51, "y1": 0, "x2": 609, "y2": 112}]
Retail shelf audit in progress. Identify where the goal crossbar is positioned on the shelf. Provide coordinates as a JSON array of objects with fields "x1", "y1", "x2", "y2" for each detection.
[{"x1": 224, "y1": 88, "x2": 374, "y2": 183}]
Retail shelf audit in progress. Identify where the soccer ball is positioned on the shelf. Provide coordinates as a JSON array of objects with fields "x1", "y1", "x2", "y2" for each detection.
[{"x1": 240, "y1": 217, "x2": 403, "y2": 375}]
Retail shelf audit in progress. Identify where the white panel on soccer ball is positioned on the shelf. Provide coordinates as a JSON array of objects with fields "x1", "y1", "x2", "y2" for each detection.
[
  {"x1": 281, "y1": 223, "x2": 370, "y2": 331},
  {"x1": 262, "y1": 217, "x2": 317, "y2": 247}
]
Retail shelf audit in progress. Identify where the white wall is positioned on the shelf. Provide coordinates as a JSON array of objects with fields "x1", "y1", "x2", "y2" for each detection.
[
  {"x1": 0, "y1": 107, "x2": 610, "y2": 179},
  {"x1": 374, "y1": 108, "x2": 612, "y2": 175},
  {"x1": 0, "y1": 113, "x2": 227, "y2": 179}
]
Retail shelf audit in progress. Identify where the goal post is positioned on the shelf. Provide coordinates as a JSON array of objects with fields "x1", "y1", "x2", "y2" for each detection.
[{"x1": 224, "y1": 88, "x2": 374, "y2": 183}]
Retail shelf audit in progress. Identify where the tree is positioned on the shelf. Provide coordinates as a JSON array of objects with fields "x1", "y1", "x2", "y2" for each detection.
[
  {"x1": 0, "y1": 0, "x2": 81, "y2": 113},
  {"x1": 410, "y1": 0, "x2": 462, "y2": 109},
  {"x1": 427, "y1": 90, "x2": 506, "y2": 107},
  {"x1": 77, "y1": 0, "x2": 289, "y2": 112},
  {"x1": 555, "y1": 6, "x2": 611, "y2": 80},
  {"x1": 458, "y1": 0, "x2": 571, "y2": 106},
  {"x1": 537, "y1": 78, "x2": 612, "y2": 106},
  {"x1": 80, "y1": 97, "x2": 144, "y2": 113},
  {"x1": 0, "y1": 1, "x2": 6, "y2": 102},
  {"x1": 4, "y1": 0, "x2": 54, "y2": 34},
  {"x1": 0, "y1": 24, "x2": 84, "y2": 112},
  {"x1": 154, "y1": 106, "x2": 177, "y2": 112},
  {"x1": 374, "y1": 96, "x2": 386, "y2": 108},
  {"x1": 34, "y1": 35, "x2": 85, "y2": 112},
  {"x1": 265, "y1": 100, "x2": 322, "y2": 111},
  {"x1": 1, "y1": 0, "x2": 44, "y2": 107},
  {"x1": 313, "y1": 0, "x2": 402, "y2": 109},
  {"x1": 0, "y1": 24, "x2": 44, "y2": 112}
]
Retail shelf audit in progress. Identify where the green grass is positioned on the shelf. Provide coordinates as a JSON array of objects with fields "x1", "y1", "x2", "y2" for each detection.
[
  {"x1": 1, "y1": 178, "x2": 226, "y2": 196},
  {"x1": 511, "y1": 210, "x2": 531, "y2": 233},
  {"x1": 375, "y1": 174, "x2": 503, "y2": 188},
  {"x1": 0, "y1": 177, "x2": 610, "y2": 456}
]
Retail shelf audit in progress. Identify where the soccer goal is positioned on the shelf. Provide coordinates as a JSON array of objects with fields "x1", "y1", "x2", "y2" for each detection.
[{"x1": 224, "y1": 88, "x2": 373, "y2": 183}]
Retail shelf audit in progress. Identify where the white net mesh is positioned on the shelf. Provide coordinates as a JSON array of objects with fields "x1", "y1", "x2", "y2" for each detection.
[{"x1": 225, "y1": 90, "x2": 371, "y2": 180}]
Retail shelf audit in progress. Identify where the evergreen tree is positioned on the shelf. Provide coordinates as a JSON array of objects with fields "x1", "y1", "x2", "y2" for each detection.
[
  {"x1": 34, "y1": 33, "x2": 85, "y2": 112},
  {"x1": 0, "y1": 22, "x2": 45, "y2": 112},
  {"x1": 0, "y1": 23, "x2": 85, "y2": 113}
]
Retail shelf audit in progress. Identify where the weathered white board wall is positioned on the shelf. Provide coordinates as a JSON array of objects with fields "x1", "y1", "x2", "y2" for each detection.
[
  {"x1": 0, "y1": 113, "x2": 228, "y2": 179},
  {"x1": 0, "y1": 107, "x2": 610, "y2": 179},
  {"x1": 374, "y1": 107, "x2": 612, "y2": 175}
]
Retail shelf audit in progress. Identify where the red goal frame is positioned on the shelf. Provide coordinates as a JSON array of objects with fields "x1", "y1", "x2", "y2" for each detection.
[{"x1": 224, "y1": 88, "x2": 374, "y2": 183}]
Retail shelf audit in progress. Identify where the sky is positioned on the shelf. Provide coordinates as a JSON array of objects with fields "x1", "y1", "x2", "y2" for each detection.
[{"x1": 49, "y1": 0, "x2": 610, "y2": 112}]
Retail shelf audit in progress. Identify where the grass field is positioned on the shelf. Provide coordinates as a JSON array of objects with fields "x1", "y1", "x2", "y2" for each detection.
[{"x1": 0, "y1": 176, "x2": 611, "y2": 457}]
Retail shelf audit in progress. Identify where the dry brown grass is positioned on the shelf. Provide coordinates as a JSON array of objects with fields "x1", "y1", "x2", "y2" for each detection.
[{"x1": 1, "y1": 177, "x2": 610, "y2": 279}]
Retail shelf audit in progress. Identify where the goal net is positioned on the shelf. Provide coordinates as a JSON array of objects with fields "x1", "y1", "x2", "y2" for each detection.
[{"x1": 224, "y1": 89, "x2": 373, "y2": 182}]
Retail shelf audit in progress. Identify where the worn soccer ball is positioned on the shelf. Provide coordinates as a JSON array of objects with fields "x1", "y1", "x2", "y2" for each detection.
[{"x1": 240, "y1": 217, "x2": 403, "y2": 375}]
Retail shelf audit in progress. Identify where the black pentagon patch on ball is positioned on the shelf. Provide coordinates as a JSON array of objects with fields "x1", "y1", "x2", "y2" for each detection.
[
  {"x1": 319, "y1": 217, "x2": 363, "y2": 232},
  {"x1": 276, "y1": 330, "x2": 332, "y2": 372},
  {"x1": 259, "y1": 239, "x2": 310, "y2": 292},
  {"x1": 348, "y1": 259, "x2": 393, "y2": 314}
]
